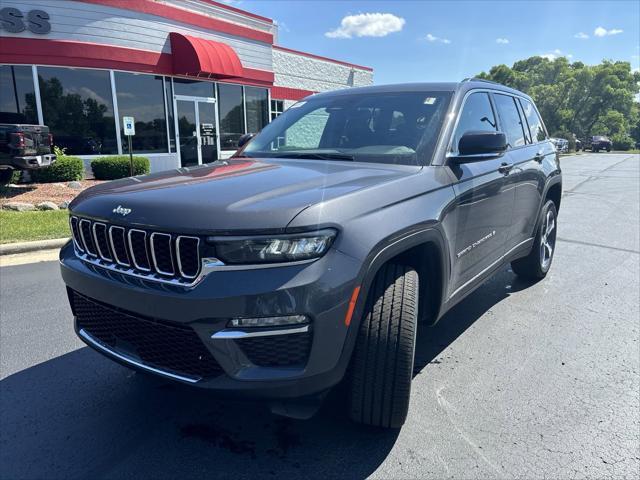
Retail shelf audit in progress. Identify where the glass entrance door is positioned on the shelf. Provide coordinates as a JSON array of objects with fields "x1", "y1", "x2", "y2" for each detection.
[{"x1": 174, "y1": 96, "x2": 219, "y2": 168}]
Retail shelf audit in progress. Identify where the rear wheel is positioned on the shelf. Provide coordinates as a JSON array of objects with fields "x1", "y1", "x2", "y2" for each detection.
[
  {"x1": 0, "y1": 169, "x2": 13, "y2": 186},
  {"x1": 348, "y1": 263, "x2": 418, "y2": 429},
  {"x1": 511, "y1": 200, "x2": 557, "y2": 279}
]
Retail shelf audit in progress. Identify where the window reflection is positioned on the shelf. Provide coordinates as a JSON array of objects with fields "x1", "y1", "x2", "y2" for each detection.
[
  {"x1": 0, "y1": 65, "x2": 38, "y2": 124},
  {"x1": 38, "y1": 67, "x2": 117, "y2": 155},
  {"x1": 115, "y1": 72, "x2": 168, "y2": 154},
  {"x1": 218, "y1": 83, "x2": 245, "y2": 149},
  {"x1": 245, "y1": 86, "x2": 268, "y2": 134}
]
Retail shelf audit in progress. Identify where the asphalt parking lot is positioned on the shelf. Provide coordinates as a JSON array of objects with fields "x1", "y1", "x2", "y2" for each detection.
[{"x1": 1, "y1": 153, "x2": 638, "y2": 479}]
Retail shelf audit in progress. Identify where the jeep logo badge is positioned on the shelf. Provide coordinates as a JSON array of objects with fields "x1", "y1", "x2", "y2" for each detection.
[{"x1": 112, "y1": 205, "x2": 132, "y2": 216}]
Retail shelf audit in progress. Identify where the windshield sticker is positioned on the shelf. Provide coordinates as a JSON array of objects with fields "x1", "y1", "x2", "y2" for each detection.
[{"x1": 423, "y1": 97, "x2": 437, "y2": 105}]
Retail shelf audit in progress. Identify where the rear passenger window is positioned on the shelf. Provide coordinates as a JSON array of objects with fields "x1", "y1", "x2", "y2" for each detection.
[
  {"x1": 519, "y1": 98, "x2": 547, "y2": 142},
  {"x1": 494, "y1": 94, "x2": 526, "y2": 148},
  {"x1": 451, "y1": 92, "x2": 497, "y2": 152}
]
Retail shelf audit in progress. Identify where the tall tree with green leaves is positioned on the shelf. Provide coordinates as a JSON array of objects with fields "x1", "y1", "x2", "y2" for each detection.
[{"x1": 477, "y1": 57, "x2": 640, "y2": 149}]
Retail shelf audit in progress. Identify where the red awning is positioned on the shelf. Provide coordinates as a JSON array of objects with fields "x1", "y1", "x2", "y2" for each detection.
[{"x1": 170, "y1": 32, "x2": 243, "y2": 78}]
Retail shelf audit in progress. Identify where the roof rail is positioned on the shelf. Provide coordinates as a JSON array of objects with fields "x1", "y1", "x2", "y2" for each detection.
[{"x1": 462, "y1": 77, "x2": 501, "y2": 85}]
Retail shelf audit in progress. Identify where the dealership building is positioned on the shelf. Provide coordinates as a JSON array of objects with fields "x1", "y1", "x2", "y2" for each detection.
[{"x1": 0, "y1": 0, "x2": 373, "y2": 171}]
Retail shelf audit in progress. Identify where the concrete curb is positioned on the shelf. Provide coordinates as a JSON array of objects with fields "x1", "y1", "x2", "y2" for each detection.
[{"x1": 0, "y1": 238, "x2": 70, "y2": 256}]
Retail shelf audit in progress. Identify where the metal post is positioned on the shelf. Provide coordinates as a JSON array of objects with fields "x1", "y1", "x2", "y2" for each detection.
[{"x1": 128, "y1": 135, "x2": 133, "y2": 176}]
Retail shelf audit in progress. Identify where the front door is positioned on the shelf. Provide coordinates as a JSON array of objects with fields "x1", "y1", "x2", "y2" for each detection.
[{"x1": 175, "y1": 96, "x2": 219, "y2": 168}]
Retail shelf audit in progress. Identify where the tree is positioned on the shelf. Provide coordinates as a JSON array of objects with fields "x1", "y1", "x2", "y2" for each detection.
[{"x1": 477, "y1": 57, "x2": 640, "y2": 149}]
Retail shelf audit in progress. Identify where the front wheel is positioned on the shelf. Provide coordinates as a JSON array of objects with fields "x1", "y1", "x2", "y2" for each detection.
[
  {"x1": 348, "y1": 264, "x2": 418, "y2": 429},
  {"x1": 511, "y1": 200, "x2": 558, "y2": 279}
]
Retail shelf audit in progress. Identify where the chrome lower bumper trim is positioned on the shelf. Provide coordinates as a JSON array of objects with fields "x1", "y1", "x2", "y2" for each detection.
[
  {"x1": 78, "y1": 328, "x2": 201, "y2": 383},
  {"x1": 211, "y1": 325, "x2": 310, "y2": 339}
]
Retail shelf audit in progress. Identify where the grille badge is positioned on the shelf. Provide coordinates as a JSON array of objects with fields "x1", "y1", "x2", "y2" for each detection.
[{"x1": 112, "y1": 205, "x2": 132, "y2": 216}]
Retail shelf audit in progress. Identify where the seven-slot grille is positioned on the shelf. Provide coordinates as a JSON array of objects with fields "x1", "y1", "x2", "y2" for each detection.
[{"x1": 70, "y1": 216, "x2": 201, "y2": 283}]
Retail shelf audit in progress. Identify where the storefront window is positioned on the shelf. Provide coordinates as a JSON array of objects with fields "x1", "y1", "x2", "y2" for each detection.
[
  {"x1": 165, "y1": 78, "x2": 175, "y2": 152},
  {"x1": 271, "y1": 99, "x2": 284, "y2": 121},
  {"x1": 38, "y1": 67, "x2": 117, "y2": 155},
  {"x1": 173, "y1": 78, "x2": 215, "y2": 98},
  {"x1": 0, "y1": 65, "x2": 38, "y2": 124},
  {"x1": 115, "y1": 72, "x2": 168, "y2": 154},
  {"x1": 218, "y1": 83, "x2": 245, "y2": 149},
  {"x1": 245, "y1": 86, "x2": 269, "y2": 133}
]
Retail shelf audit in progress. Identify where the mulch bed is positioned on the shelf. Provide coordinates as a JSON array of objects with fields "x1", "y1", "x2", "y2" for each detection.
[{"x1": 0, "y1": 180, "x2": 104, "y2": 207}]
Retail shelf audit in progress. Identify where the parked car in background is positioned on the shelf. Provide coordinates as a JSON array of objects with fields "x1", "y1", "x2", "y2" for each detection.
[
  {"x1": 575, "y1": 139, "x2": 582, "y2": 151},
  {"x1": 584, "y1": 135, "x2": 612, "y2": 152},
  {"x1": 550, "y1": 138, "x2": 569, "y2": 153},
  {"x1": 0, "y1": 124, "x2": 56, "y2": 184},
  {"x1": 60, "y1": 80, "x2": 561, "y2": 429}
]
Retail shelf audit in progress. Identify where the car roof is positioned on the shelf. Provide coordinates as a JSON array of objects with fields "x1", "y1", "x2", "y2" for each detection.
[{"x1": 308, "y1": 79, "x2": 532, "y2": 101}]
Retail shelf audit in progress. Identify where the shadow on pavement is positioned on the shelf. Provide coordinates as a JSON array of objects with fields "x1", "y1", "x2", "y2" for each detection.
[{"x1": 0, "y1": 268, "x2": 534, "y2": 479}]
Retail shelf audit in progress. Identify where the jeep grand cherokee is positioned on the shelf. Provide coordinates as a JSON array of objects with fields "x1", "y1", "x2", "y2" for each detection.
[{"x1": 60, "y1": 79, "x2": 561, "y2": 428}]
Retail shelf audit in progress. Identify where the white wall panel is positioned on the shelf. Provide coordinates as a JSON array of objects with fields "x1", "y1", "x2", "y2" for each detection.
[
  {"x1": 273, "y1": 49, "x2": 373, "y2": 93},
  {"x1": 1, "y1": 0, "x2": 273, "y2": 71}
]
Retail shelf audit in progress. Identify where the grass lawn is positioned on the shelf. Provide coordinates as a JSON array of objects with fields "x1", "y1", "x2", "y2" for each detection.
[{"x1": 0, "y1": 210, "x2": 70, "y2": 244}]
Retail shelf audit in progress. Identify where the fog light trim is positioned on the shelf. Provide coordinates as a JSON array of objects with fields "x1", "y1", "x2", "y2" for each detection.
[{"x1": 228, "y1": 315, "x2": 309, "y2": 328}]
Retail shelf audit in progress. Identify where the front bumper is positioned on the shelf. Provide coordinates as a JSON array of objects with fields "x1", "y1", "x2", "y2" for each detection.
[{"x1": 59, "y1": 241, "x2": 362, "y2": 399}]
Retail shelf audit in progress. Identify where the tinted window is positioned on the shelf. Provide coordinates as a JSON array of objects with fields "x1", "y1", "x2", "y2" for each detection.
[
  {"x1": 38, "y1": 67, "x2": 117, "y2": 155},
  {"x1": 172, "y1": 79, "x2": 214, "y2": 97},
  {"x1": 451, "y1": 92, "x2": 497, "y2": 152},
  {"x1": 494, "y1": 94, "x2": 526, "y2": 148},
  {"x1": 519, "y1": 98, "x2": 546, "y2": 142},
  {"x1": 0, "y1": 65, "x2": 38, "y2": 124},
  {"x1": 115, "y1": 72, "x2": 168, "y2": 154},
  {"x1": 218, "y1": 83, "x2": 245, "y2": 149},
  {"x1": 244, "y1": 91, "x2": 453, "y2": 166},
  {"x1": 245, "y1": 86, "x2": 269, "y2": 134}
]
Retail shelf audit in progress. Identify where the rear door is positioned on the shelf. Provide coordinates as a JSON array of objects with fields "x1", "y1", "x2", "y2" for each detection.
[{"x1": 443, "y1": 91, "x2": 515, "y2": 296}]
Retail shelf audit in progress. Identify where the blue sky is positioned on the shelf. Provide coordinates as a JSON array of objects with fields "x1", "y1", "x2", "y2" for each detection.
[{"x1": 237, "y1": 0, "x2": 640, "y2": 84}]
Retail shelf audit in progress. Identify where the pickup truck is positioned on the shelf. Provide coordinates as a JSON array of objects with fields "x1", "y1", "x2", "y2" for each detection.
[
  {"x1": 0, "y1": 124, "x2": 56, "y2": 184},
  {"x1": 60, "y1": 79, "x2": 561, "y2": 428}
]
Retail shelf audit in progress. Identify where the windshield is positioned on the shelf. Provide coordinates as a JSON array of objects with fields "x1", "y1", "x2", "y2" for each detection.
[{"x1": 242, "y1": 91, "x2": 453, "y2": 166}]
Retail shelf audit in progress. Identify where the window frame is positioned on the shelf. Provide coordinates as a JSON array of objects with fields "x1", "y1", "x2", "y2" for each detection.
[
  {"x1": 517, "y1": 97, "x2": 549, "y2": 145},
  {"x1": 491, "y1": 92, "x2": 529, "y2": 150},
  {"x1": 447, "y1": 90, "x2": 499, "y2": 155}
]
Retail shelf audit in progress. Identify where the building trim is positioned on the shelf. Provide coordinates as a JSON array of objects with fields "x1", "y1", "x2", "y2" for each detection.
[
  {"x1": 0, "y1": 38, "x2": 274, "y2": 87},
  {"x1": 271, "y1": 86, "x2": 315, "y2": 101},
  {"x1": 273, "y1": 45, "x2": 373, "y2": 72},
  {"x1": 196, "y1": 0, "x2": 273, "y2": 24},
  {"x1": 80, "y1": 0, "x2": 274, "y2": 44}
]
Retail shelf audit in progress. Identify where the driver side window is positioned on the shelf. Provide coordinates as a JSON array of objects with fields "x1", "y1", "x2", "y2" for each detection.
[{"x1": 451, "y1": 92, "x2": 497, "y2": 153}]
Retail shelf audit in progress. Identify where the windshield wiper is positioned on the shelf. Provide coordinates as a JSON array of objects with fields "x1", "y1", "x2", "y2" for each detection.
[{"x1": 269, "y1": 151, "x2": 355, "y2": 161}]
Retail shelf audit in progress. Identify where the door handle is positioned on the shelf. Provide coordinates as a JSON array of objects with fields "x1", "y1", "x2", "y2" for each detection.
[
  {"x1": 534, "y1": 151, "x2": 544, "y2": 163},
  {"x1": 498, "y1": 162, "x2": 514, "y2": 174}
]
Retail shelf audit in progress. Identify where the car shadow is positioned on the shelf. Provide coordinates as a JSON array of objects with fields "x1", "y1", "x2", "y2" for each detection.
[
  {"x1": 0, "y1": 267, "x2": 534, "y2": 479},
  {"x1": 0, "y1": 183, "x2": 37, "y2": 200}
]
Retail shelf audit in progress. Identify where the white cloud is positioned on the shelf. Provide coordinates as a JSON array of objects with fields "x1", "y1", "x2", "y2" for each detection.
[
  {"x1": 574, "y1": 32, "x2": 589, "y2": 39},
  {"x1": 496, "y1": 38, "x2": 509, "y2": 44},
  {"x1": 425, "y1": 33, "x2": 451, "y2": 44},
  {"x1": 325, "y1": 13, "x2": 405, "y2": 39},
  {"x1": 541, "y1": 49, "x2": 573, "y2": 60},
  {"x1": 594, "y1": 26, "x2": 623, "y2": 37}
]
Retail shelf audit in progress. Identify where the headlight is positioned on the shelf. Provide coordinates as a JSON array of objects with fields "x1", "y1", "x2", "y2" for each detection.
[{"x1": 209, "y1": 229, "x2": 336, "y2": 264}]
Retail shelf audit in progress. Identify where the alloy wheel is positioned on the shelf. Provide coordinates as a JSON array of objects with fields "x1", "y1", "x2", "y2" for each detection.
[{"x1": 540, "y1": 209, "x2": 556, "y2": 270}]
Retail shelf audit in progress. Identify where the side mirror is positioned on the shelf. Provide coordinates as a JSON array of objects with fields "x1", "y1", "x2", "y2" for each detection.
[
  {"x1": 454, "y1": 131, "x2": 507, "y2": 161},
  {"x1": 237, "y1": 133, "x2": 256, "y2": 149}
]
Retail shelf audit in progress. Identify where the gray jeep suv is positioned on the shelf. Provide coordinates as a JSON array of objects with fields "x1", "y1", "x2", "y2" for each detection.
[{"x1": 60, "y1": 79, "x2": 561, "y2": 428}]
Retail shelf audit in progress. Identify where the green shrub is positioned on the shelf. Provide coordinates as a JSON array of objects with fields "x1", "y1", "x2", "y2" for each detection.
[
  {"x1": 31, "y1": 155, "x2": 84, "y2": 183},
  {"x1": 91, "y1": 156, "x2": 150, "y2": 180},
  {"x1": 11, "y1": 170, "x2": 22, "y2": 184},
  {"x1": 611, "y1": 133, "x2": 634, "y2": 151}
]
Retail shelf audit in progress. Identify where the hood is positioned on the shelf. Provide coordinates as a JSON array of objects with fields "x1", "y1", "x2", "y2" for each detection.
[{"x1": 70, "y1": 158, "x2": 419, "y2": 234}]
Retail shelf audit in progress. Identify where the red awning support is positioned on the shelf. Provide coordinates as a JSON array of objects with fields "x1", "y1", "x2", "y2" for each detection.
[{"x1": 170, "y1": 32, "x2": 244, "y2": 78}]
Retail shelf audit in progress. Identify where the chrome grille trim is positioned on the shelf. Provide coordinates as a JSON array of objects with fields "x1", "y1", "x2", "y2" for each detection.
[
  {"x1": 176, "y1": 236, "x2": 200, "y2": 279},
  {"x1": 92, "y1": 222, "x2": 112, "y2": 261},
  {"x1": 69, "y1": 216, "x2": 84, "y2": 252},
  {"x1": 150, "y1": 232, "x2": 175, "y2": 276},
  {"x1": 128, "y1": 229, "x2": 151, "y2": 272},
  {"x1": 69, "y1": 215, "x2": 205, "y2": 287},
  {"x1": 108, "y1": 226, "x2": 130, "y2": 267},
  {"x1": 79, "y1": 219, "x2": 97, "y2": 257}
]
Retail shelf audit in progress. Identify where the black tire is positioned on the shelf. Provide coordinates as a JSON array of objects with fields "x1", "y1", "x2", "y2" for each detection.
[
  {"x1": 0, "y1": 169, "x2": 13, "y2": 186},
  {"x1": 511, "y1": 200, "x2": 558, "y2": 280},
  {"x1": 348, "y1": 263, "x2": 418, "y2": 429}
]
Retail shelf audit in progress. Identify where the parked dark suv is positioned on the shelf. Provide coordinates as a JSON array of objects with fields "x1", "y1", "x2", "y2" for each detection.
[
  {"x1": 60, "y1": 79, "x2": 561, "y2": 428},
  {"x1": 584, "y1": 135, "x2": 612, "y2": 152}
]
